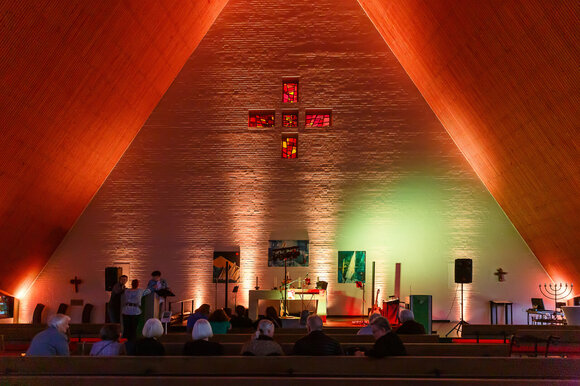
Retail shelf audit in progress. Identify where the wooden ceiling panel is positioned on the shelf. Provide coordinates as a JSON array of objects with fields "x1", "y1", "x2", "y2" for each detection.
[
  {"x1": 0, "y1": 0, "x2": 228, "y2": 296},
  {"x1": 358, "y1": 0, "x2": 580, "y2": 285}
]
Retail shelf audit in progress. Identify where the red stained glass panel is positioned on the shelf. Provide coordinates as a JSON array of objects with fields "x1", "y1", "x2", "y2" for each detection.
[
  {"x1": 283, "y1": 82, "x2": 298, "y2": 103},
  {"x1": 282, "y1": 112, "x2": 298, "y2": 127},
  {"x1": 282, "y1": 136, "x2": 298, "y2": 159},
  {"x1": 305, "y1": 112, "x2": 331, "y2": 127},
  {"x1": 248, "y1": 111, "x2": 275, "y2": 127}
]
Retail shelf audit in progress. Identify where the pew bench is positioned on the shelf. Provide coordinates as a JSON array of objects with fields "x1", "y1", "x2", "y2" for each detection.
[
  {"x1": 158, "y1": 333, "x2": 440, "y2": 344},
  {"x1": 71, "y1": 342, "x2": 510, "y2": 357},
  {"x1": 0, "y1": 376, "x2": 576, "y2": 385},
  {"x1": 1, "y1": 356, "x2": 577, "y2": 380},
  {"x1": 510, "y1": 329, "x2": 580, "y2": 357},
  {"x1": 462, "y1": 324, "x2": 580, "y2": 343}
]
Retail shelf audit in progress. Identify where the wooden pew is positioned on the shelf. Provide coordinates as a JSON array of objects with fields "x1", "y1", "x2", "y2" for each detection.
[
  {"x1": 73, "y1": 342, "x2": 510, "y2": 357},
  {"x1": 510, "y1": 329, "x2": 580, "y2": 357},
  {"x1": 0, "y1": 376, "x2": 576, "y2": 386},
  {"x1": 1, "y1": 356, "x2": 577, "y2": 380},
  {"x1": 462, "y1": 324, "x2": 580, "y2": 343},
  {"x1": 159, "y1": 333, "x2": 440, "y2": 344},
  {"x1": 0, "y1": 324, "x2": 102, "y2": 341}
]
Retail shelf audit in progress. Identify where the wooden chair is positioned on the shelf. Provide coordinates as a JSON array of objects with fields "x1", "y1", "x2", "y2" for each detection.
[{"x1": 31, "y1": 304, "x2": 45, "y2": 324}]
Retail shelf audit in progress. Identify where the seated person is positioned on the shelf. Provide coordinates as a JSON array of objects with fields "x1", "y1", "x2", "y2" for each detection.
[
  {"x1": 357, "y1": 312, "x2": 382, "y2": 335},
  {"x1": 26, "y1": 314, "x2": 70, "y2": 356},
  {"x1": 292, "y1": 314, "x2": 342, "y2": 355},
  {"x1": 90, "y1": 324, "x2": 126, "y2": 356},
  {"x1": 135, "y1": 318, "x2": 165, "y2": 356},
  {"x1": 241, "y1": 319, "x2": 284, "y2": 356},
  {"x1": 230, "y1": 305, "x2": 253, "y2": 328},
  {"x1": 254, "y1": 306, "x2": 282, "y2": 329},
  {"x1": 208, "y1": 308, "x2": 231, "y2": 334},
  {"x1": 187, "y1": 303, "x2": 211, "y2": 333},
  {"x1": 355, "y1": 316, "x2": 406, "y2": 358},
  {"x1": 183, "y1": 319, "x2": 224, "y2": 356},
  {"x1": 396, "y1": 309, "x2": 426, "y2": 335}
]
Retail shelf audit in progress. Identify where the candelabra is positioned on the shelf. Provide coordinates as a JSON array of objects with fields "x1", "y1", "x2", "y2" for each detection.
[{"x1": 539, "y1": 283, "x2": 573, "y2": 312}]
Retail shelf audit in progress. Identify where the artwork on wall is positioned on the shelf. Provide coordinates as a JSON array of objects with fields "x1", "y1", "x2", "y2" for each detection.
[
  {"x1": 213, "y1": 251, "x2": 241, "y2": 283},
  {"x1": 268, "y1": 240, "x2": 309, "y2": 267},
  {"x1": 338, "y1": 251, "x2": 366, "y2": 283}
]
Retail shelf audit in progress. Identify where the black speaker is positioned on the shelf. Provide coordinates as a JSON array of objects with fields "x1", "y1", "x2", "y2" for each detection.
[
  {"x1": 454, "y1": 259, "x2": 472, "y2": 283},
  {"x1": 105, "y1": 267, "x2": 122, "y2": 291}
]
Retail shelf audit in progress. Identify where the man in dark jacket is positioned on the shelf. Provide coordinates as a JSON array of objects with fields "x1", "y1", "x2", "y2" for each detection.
[
  {"x1": 292, "y1": 315, "x2": 342, "y2": 355},
  {"x1": 396, "y1": 309, "x2": 426, "y2": 335},
  {"x1": 356, "y1": 316, "x2": 406, "y2": 358}
]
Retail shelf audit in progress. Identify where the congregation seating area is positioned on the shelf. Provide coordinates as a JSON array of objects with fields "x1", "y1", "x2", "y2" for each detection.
[
  {"x1": 1, "y1": 356, "x2": 578, "y2": 385},
  {"x1": 1, "y1": 324, "x2": 579, "y2": 384}
]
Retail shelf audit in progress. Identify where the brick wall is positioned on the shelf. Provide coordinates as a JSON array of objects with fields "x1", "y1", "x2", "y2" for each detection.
[{"x1": 20, "y1": 0, "x2": 550, "y2": 324}]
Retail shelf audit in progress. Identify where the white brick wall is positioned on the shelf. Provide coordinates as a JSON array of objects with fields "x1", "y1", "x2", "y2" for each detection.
[{"x1": 20, "y1": 0, "x2": 550, "y2": 324}]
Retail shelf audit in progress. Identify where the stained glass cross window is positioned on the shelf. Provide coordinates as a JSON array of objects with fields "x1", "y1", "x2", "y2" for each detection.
[
  {"x1": 283, "y1": 80, "x2": 298, "y2": 103},
  {"x1": 247, "y1": 79, "x2": 332, "y2": 160},
  {"x1": 282, "y1": 112, "x2": 298, "y2": 128},
  {"x1": 248, "y1": 111, "x2": 275, "y2": 127},
  {"x1": 282, "y1": 136, "x2": 298, "y2": 159},
  {"x1": 305, "y1": 111, "x2": 331, "y2": 127}
]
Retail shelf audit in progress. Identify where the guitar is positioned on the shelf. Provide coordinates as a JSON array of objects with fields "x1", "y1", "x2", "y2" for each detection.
[{"x1": 370, "y1": 289, "x2": 382, "y2": 315}]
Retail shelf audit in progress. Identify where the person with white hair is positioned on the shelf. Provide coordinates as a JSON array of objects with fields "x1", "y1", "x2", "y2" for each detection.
[
  {"x1": 292, "y1": 315, "x2": 342, "y2": 355},
  {"x1": 183, "y1": 319, "x2": 224, "y2": 356},
  {"x1": 240, "y1": 319, "x2": 284, "y2": 356},
  {"x1": 134, "y1": 318, "x2": 165, "y2": 356},
  {"x1": 26, "y1": 313, "x2": 70, "y2": 356},
  {"x1": 396, "y1": 309, "x2": 426, "y2": 334}
]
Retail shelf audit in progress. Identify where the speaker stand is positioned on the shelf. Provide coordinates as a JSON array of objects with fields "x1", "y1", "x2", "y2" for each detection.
[{"x1": 446, "y1": 282, "x2": 469, "y2": 337}]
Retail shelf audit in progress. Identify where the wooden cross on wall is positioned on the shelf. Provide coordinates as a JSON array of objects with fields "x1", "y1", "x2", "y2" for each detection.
[
  {"x1": 248, "y1": 79, "x2": 332, "y2": 158},
  {"x1": 70, "y1": 276, "x2": 82, "y2": 292},
  {"x1": 494, "y1": 268, "x2": 507, "y2": 282}
]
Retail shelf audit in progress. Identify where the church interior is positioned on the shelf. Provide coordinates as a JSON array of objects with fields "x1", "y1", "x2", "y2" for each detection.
[{"x1": 0, "y1": 0, "x2": 578, "y2": 383}]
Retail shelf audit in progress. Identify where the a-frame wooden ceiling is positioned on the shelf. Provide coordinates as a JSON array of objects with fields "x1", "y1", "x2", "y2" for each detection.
[{"x1": 0, "y1": 0, "x2": 577, "y2": 296}]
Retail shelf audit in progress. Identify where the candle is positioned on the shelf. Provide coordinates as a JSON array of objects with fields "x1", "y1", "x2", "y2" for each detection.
[{"x1": 255, "y1": 276, "x2": 259, "y2": 288}]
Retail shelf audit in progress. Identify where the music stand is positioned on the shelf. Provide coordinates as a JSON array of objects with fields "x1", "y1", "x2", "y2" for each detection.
[{"x1": 233, "y1": 286, "x2": 239, "y2": 308}]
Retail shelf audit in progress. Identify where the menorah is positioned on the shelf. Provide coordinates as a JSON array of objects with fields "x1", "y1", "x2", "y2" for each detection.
[{"x1": 539, "y1": 283, "x2": 573, "y2": 312}]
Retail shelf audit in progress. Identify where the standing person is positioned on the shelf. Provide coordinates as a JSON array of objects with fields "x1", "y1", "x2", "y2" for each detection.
[
  {"x1": 90, "y1": 324, "x2": 126, "y2": 356},
  {"x1": 292, "y1": 315, "x2": 342, "y2": 355},
  {"x1": 26, "y1": 314, "x2": 70, "y2": 356},
  {"x1": 108, "y1": 275, "x2": 128, "y2": 323},
  {"x1": 355, "y1": 316, "x2": 406, "y2": 358},
  {"x1": 241, "y1": 319, "x2": 284, "y2": 356},
  {"x1": 183, "y1": 319, "x2": 224, "y2": 356},
  {"x1": 396, "y1": 309, "x2": 427, "y2": 335},
  {"x1": 147, "y1": 270, "x2": 168, "y2": 293},
  {"x1": 122, "y1": 279, "x2": 151, "y2": 343}
]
